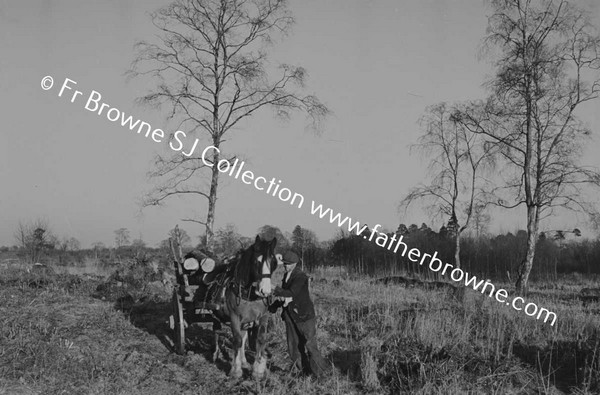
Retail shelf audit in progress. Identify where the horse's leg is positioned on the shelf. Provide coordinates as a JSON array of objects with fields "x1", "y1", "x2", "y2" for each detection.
[
  {"x1": 241, "y1": 331, "x2": 250, "y2": 369},
  {"x1": 229, "y1": 315, "x2": 244, "y2": 379},
  {"x1": 248, "y1": 325, "x2": 258, "y2": 351},
  {"x1": 212, "y1": 315, "x2": 225, "y2": 362},
  {"x1": 212, "y1": 330, "x2": 220, "y2": 362},
  {"x1": 252, "y1": 315, "x2": 269, "y2": 379}
]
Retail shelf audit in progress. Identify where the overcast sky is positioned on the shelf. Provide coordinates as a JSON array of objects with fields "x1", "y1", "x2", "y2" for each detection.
[{"x1": 1, "y1": 0, "x2": 600, "y2": 248}]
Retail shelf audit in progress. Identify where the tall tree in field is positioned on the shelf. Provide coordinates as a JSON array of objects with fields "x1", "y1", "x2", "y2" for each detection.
[
  {"x1": 400, "y1": 103, "x2": 495, "y2": 268},
  {"x1": 129, "y1": 0, "x2": 328, "y2": 249},
  {"x1": 453, "y1": 0, "x2": 600, "y2": 293}
]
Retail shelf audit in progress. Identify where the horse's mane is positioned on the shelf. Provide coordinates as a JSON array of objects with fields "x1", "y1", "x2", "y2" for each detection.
[{"x1": 233, "y1": 246, "x2": 254, "y2": 287}]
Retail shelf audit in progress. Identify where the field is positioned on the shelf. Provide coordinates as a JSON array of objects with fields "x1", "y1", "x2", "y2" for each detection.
[{"x1": 1, "y1": 260, "x2": 599, "y2": 395}]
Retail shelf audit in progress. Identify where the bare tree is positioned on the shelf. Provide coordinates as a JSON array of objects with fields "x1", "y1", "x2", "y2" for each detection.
[
  {"x1": 14, "y1": 219, "x2": 56, "y2": 263},
  {"x1": 168, "y1": 227, "x2": 192, "y2": 248},
  {"x1": 453, "y1": 0, "x2": 600, "y2": 293},
  {"x1": 400, "y1": 103, "x2": 495, "y2": 268},
  {"x1": 129, "y1": 0, "x2": 328, "y2": 249},
  {"x1": 114, "y1": 228, "x2": 131, "y2": 248},
  {"x1": 291, "y1": 224, "x2": 317, "y2": 270}
]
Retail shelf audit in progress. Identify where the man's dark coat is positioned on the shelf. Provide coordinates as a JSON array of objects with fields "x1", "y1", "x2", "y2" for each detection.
[{"x1": 273, "y1": 267, "x2": 315, "y2": 322}]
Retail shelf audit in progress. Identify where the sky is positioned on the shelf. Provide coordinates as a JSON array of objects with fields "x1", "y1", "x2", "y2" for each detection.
[{"x1": 1, "y1": 0, "x2": 600, "y2": 249}]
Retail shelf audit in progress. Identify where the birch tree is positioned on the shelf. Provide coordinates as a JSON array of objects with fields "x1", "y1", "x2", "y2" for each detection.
[
  {"x1": 401, "y1": 103, "x2": 495, "y2": 268},
  {"x1": 129, "y1": 0, "x2": 328, "y2": 248},
  {"x1": 453, "y1": 0, "x2": 600, "y2": 294}
]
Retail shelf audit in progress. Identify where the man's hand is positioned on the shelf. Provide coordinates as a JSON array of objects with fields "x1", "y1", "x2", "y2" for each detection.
[{"x1": 271, "y1": 295, "x2": 292, "y2": 305}]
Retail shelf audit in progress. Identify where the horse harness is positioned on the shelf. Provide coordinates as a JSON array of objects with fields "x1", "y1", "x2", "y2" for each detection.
[{"x1": 199, "y1": 251, "x2": 273, "y2": 306}]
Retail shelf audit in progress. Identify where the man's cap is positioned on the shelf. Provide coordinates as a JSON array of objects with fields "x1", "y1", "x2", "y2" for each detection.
[{"x1": 282, "y1": 251, "x2": 300, "y2": 265}]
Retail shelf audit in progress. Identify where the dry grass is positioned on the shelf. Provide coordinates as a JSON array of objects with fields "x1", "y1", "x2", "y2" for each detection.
[
  {"x1": 308, "y1": 270, "x2": 600, "y2": 394},
  {"x1": 0, "y1": 262, "x2": 598, "y2": 394}
]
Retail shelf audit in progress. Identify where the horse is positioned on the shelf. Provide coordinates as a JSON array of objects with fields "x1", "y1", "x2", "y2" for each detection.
[{"x1": 211, "y1": 235, "x2": 278, "y2": 379}]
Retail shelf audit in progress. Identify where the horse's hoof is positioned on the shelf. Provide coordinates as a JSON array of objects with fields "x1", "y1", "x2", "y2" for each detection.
[
  {"x1": 252, "y1": 370, "x2": 266, "y2": 380},
  {"x1": 252, "y1": 359, "x2": 268, "y2": 380},
  {"x1": 229, "y1": 368, "x2": 243, "y2": 379}
]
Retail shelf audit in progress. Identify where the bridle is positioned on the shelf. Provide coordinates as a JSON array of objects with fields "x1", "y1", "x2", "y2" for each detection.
[{"x1": 231, "y1": 245, "x2": 276, "y2": 302}]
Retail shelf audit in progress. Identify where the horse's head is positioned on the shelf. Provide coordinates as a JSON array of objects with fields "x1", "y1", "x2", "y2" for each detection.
[{"x1": 234, "y1": 235, "x2": 278, "y2": 296}]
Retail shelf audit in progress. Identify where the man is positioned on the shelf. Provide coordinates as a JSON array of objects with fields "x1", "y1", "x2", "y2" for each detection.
[{"x1": 271, "y1": 251, "x2": 330, "y2": 378}]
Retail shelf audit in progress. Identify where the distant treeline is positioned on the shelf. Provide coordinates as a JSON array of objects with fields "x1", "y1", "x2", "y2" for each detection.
[
  {"x1": 3, "y1": 222, "x2": 599, "y2": 282},
  {"x1": 323, "y1": 224, "x2": 600, "y2": 282}
]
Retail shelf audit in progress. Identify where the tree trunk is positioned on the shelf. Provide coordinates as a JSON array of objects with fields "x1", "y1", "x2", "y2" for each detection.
[
  {"x1": 204, "y1": 143, "x2": 220, "y2": 250},
  {"x1": 515, "y1": 205, "x2": 539, "y2": 295},
  {"x1": 454, "y1": 230, "x2": 461, "y2": 269}
]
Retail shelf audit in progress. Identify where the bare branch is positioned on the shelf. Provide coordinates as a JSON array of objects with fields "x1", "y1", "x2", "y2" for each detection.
[{"x1": 129, "y1": 0, "x2": 329, "y2": 246}]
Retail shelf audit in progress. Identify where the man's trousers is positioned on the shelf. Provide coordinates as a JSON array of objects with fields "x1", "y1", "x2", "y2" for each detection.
[{"x1": 282, "y1": 310, "x2": 329, "y2": 378}]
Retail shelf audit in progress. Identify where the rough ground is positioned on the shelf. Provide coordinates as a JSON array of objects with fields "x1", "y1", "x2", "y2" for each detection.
[
  {"x1": 1, "y1": 265, "x2": 599, "y2": 394},
  {"x1": 0, "y1": 269, "x2": 358, "y2": 395}
]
